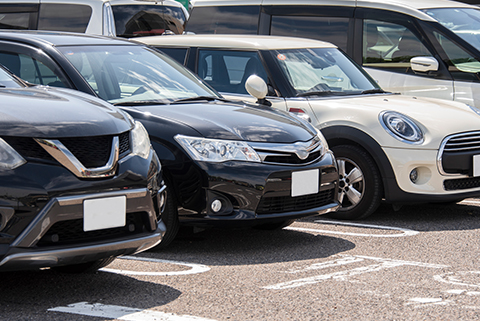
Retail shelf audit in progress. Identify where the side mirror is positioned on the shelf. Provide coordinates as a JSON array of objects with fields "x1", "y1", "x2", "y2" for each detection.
[
  {"x1": 410, "y1": 56, "x2": 439, "y2": 73},
  {"x1": 245, "y1": 75, "x2": 268, "y2": 99}
]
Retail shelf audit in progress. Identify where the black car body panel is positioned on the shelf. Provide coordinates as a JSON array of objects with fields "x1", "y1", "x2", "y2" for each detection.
[
  {"x1": 0, "y1": 74, "x2": 166, "y2": 271},
  {"x1": 0, "y1": 31, "x2": 339, "y2": 236}
]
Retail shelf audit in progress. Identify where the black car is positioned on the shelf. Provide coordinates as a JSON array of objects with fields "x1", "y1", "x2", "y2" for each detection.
[
  {"x1": 0, "y1": 31, "x2": 339, "y2": 247},
  {"x1": 0, "y1": 65, "x2": 166, "y2": 272}
]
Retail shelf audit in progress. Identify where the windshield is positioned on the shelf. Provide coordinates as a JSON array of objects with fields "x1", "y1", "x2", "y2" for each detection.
[
  {"x1": 271, "y1": 48, "x2": 380, "y2": 97},
  {"x1": 424, "y1": 8, "x2": 480, "y2": 52},
  {"x1": 58, "y1": 45, "x2": 219, "y2": 105},
  {"x1": 0, "y1": 66, "x2": 23, "y2": 88}
]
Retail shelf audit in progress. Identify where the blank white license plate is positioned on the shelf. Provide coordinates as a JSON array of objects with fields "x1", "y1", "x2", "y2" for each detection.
[
  {"x1": 474, "y1": 155, "x2": 480, "y2": 177},
  {"x1": 83, "y1": 196, "x2": 126, "y2": 232},
  {"x1": 291, "y1": 169, "x2": 319, "y2": 197}
]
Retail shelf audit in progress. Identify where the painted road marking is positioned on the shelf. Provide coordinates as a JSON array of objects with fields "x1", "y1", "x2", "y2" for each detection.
[
  {"x1": 100, "y1": 256, "x2": 210, "y2": 276},
  {"x1": 286, "y1": 220, "x2": 419, "y2": 238},
  {"x1": 264, "y1": 255, "x2": 447, "y2": 290},
  {"x1": 48, "y1": 302, "x2": 216, "y2": 321},
  {"x1": 434, "y1": 271, "x2": 480, "y2": 287},
  {"x1": 460, "y1": 200, "x2": 480, "y2": 205}
]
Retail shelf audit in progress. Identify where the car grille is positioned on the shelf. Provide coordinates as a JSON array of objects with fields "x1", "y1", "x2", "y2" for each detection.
[
  {"x1": 444, "y1": 177, "x2": 480, "y2": 191},
  {"x1": 4, "y1": 131, "x2": 131, "y2": 167},
  {"x1": 251, "y1": 137, "x2": 323, "y2": 165},
  {"x1": 440, "y1": 131, "x2": 480, "y2": 175},
  {"x1": 256, "y1": 189, "x2": 335, "y2": 215},
  {"x1": 36, "y1": 212, "x2": 147, "y2": 246}
]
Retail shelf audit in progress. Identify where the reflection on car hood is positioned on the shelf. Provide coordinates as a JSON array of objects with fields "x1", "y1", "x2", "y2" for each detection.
[
  {"x1": 311, "y1": 94, "x2": 480, "y2": 148},
  {"x1": 129, "y1": 100, "x2": 316, "y2": 143},
  {"x1": 0, "y1": 87, "x2": 132, "y2": 137}
]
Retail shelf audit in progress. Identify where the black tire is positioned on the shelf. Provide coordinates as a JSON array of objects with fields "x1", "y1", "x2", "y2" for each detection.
[
  {"x1": 328, "y1": 144, "x2": 383, "y2": 220},
  {"x1": 155, "y1": 183, "x2": 179, "y2": 249},
  {"x1": 53, "y1": 257, "x2": 115, "y2": 273},
  {"x1": 254, "y1": 219, "x2": 295, "y2": 230}
]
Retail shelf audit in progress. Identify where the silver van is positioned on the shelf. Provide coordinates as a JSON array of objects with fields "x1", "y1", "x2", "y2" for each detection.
[{"x1": 187, "y1": 0, "x2": 480, "y2": 108}]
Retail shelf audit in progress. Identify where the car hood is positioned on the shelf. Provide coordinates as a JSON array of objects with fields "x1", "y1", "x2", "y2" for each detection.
[
  {"x1": 0, "y1": 87, "x2": 132, "y2": 137},
  {"x1": 310, "y1": 94, "x2": 480, "y2": 148},
  {"x1": 128, "y1": 100, "x2": 316, "y2": 143}
]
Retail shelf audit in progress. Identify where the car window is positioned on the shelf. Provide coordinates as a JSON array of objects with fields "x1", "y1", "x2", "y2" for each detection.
[
  {"x1": 59, "y1": 45, "x2": 218, "y2": 104},
  {"x1": 433, "y1": 31, "x2": 480, "y2": 81},
  {"x1": 271, "y1": 48, "x2": 378, "y2": 96},
  {"x1": 362, "y1": 19, "x2": 433, "y2": 74},
  {"x1": 0, "y1": 52, "x2": 67, "y2": 87},
  {"x1": 270, "y1": 16, "x2": 349, "y2": 52},
  {"x1": 156, "y1": 47, "x2": 188, "y2": 64},
  {"x1": 38, "y1": 4, "x2": 92, "y2": 33},
  {"x1": 0, "y1": 12, "x2": 30, "y2": 29},
  {"x1": 186, "y1": 6, "x2": 260, "y2": 34},
  {"x1": 112, "y1": 5, "x2": 187, "y2": 37},
  {"x1": 198, "y1": 50, "x2": 268, "y2": 94}
]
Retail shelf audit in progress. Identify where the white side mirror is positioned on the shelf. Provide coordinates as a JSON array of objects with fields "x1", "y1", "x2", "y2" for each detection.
[
  {"x1": 410, "y1": 56, "x2": 439, "y2": 73},
  {"x1": 245, "y1": 75, "x2": 268, "y2": 99}
]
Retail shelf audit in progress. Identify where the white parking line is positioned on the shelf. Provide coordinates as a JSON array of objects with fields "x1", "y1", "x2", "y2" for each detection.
[
  {"x1": 285, "y1": 220, "x2": 419, "y2": 237},
  {"x1": 100, "y1": 256, "x2": 210, "y2": 276},
  {"x1": 434, "y1": 271, "x2": 480, "y2": 288},
  {"x1": 264, "y1": 255, "x2": 447, "y2": 290},
  {"x1": 48, "y1": 302, "x2": 216, "y2": 321}
]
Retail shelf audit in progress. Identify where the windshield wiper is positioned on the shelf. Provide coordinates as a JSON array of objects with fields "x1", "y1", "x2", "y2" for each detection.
[
  {"x1": 113, "y1": 100, "x2": 169, "y2": 106},
  {"x1": 360, "y1": 88, "x2": 386, "y2": 94},
  {"x1": 297, "y1": 91, "x2": 346, "y2": 97},
  {"x1": 171, "y1": 96, "x2": 220, "y2": 104}
]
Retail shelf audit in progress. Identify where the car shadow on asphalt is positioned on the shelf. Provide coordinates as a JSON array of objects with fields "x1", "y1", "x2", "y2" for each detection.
[
  {"x1": 149, "y1": 226, "x2": 355, "y2": 266},
  {"x1": 299, "y1": 198, "x2": 480, "y2": 233},
  {"x1": 0, "y1": 268, "x2": 181, "y2": 313}
]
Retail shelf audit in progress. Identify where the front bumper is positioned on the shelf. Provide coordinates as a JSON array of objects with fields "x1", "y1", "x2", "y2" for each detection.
[
  {"x1": 383, "y1": 147, "x2": 480, "y2": 202},
  {"x1": 173, "y1": 151, "x2": 339, "y2": 226},
  {"x1": 0, "y1": 188, "x2": 166, "y2": 272}
]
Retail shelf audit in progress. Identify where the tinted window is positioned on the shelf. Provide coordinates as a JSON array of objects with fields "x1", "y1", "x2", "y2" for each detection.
[
  {"x1": 198, "y1": 50, "x2": 267, "y2": 94},
  {"x1": 0, "y1": 12, "x2": 30, "y2": 29},
  {"x1": 0, "y1": 52, "x2": 67, "y2": 87},
  {"x1": 157, "y1": 47, "x2": 188, "y2": 64},
  {"x1": 362, "y1": 20, "x2": 433, "y2": 74},
  {"x1": 112, "y1": 5, "x2": 187, "y2": 37},
  {"x1": 186, "y1": 6, "x2": 260, "y2": 34},
  {"x1": 38, "y1": 4, "x2": 92, "y2": 33},
  {"x1": 271, "y1": 16, "x2": 349, "y2": 52}
]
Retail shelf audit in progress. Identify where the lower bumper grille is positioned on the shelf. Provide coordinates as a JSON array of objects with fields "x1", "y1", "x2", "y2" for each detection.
[
  {"x1": 256, "y1": 189, "x2": 335, "y2": 215},
  {"x1": 37, "y1": 212, "x2": 149, "y2": 246},
  {"x1": 444, "y1": 177, "x2": 480, "y2": 191}
]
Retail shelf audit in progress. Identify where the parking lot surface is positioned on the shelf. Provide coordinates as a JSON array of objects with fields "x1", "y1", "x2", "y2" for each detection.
[{"x1": 2, "y1": 199, "x2": 480, "y2": 320}]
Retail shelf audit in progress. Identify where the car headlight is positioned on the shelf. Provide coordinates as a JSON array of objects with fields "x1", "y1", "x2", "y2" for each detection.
[
  {"x1": 315, "y1": 127, "x2": 329, "y2": 154},
  {"x1": 175, "y1": 134, "x2": 261, "y2": 163},
  {"x1": 0, "y1": 138, "x2": 26, "y2": 170},
  {"x1": 379, "y1": 111, "x2": 424, "y2": 144},
  {"x1": 131, "y1": 121, "x2": 151, "y2": 159}
]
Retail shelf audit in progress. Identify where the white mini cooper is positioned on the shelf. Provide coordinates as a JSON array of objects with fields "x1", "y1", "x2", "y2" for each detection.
[{"x1": 138, "y1": 34, "x2": 480, "y2": 220}]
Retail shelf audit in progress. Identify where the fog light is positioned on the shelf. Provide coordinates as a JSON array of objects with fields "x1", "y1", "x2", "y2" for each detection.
[
  {"x1": 211, "y1": 199, "x2": 222, "y2": 213},
  {"x1": 410, "y1": 168, "x2": 418, "y2": 183}
]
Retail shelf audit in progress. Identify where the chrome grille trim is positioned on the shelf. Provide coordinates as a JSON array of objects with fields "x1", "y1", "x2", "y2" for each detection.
[
  {"x1": 437, "y1": 131, "x2": 480, "y2": 176},
  {"x1": 250, "y1": 136, "x2": 323, "y2": 165},
  {"x1": 35, "y1": 136, "x2": 119, "y2": 178}
]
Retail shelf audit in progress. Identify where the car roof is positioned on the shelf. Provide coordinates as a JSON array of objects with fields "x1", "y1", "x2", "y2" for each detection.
[
  {"x1": 135, "y1": 34, "x2": 337, "y2": 50},
  {"x1": 191, "y1": 0, "x2": 477, "y2": 21},
  {"x1": 0, "y1": 30, "x2": 137, "y2": 47}
]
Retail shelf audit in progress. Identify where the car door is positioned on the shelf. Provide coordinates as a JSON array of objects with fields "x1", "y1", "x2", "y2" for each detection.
[{"x1": 355, "y1": 9, "x2": 455, "y2": 101}]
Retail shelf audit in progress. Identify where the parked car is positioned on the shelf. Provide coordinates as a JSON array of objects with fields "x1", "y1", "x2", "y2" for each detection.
[
  {"x1": 0, "y1": 31, "x2": 340, "y2": 246},
  {"x1": 137, "y1": 33, "x2": 480, "y2": 219},
  {"x1": 0, "y1": 0, "x2": 188, "y2": 37},
  {"x1": 0, "y1": 65, "x2": 166, "y2": 272},
  {"x1": 187, "y1": 0, "x2": 480, "y2": 108}
]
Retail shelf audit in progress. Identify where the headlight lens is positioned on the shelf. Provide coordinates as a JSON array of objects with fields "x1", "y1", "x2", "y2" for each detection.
[
  {"x1": 0, "y1": 138, "x2": 26, "y2": 170},
  {"x1": 380, "y1": 111, "x2": 424, "y2": 144},
  {"x1": 131, "y1": 121, "x2": 151, "y2": 159},
  {"x1": 315, "y1": 128, "x2": 329, "y2": 154},
  {"x1": 175, "y1": 135, "x2": 261, "y2": 163}
]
